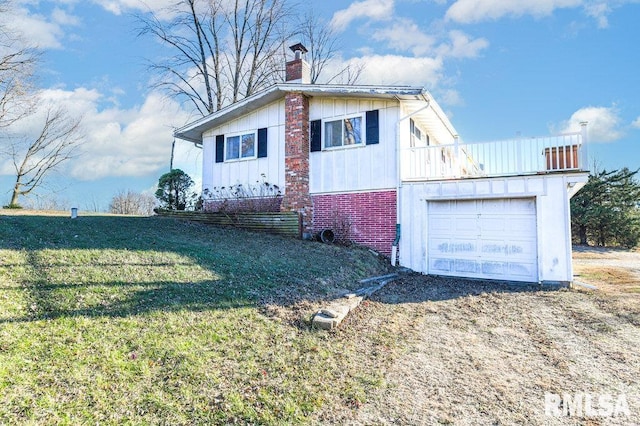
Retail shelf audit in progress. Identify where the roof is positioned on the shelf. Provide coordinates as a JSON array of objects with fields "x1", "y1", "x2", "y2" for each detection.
[{"x1": 174, "y1": 83, "x2": 458, "y2": 144}]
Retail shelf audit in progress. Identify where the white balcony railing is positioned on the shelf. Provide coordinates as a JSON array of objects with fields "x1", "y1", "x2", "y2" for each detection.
[{"x1": 401, "y1": 129, "x2": 587, "y2": 181}]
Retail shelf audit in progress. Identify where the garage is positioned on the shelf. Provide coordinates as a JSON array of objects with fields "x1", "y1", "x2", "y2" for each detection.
[{"x1": 427, "y1": 198, "x2": 539, "y2": 282}]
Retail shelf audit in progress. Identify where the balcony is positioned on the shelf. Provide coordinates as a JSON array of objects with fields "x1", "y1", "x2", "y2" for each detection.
[{"x1": 400, "y1": 126, "x2": 588, "y2": 182}]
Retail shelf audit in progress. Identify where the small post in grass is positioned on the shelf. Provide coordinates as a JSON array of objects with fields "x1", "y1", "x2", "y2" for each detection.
[{"x1": 71, "y1": 207, "x2": 78, "y2": 219}]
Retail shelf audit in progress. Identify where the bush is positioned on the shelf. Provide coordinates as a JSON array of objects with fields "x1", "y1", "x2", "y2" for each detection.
[
  {"x1": 203, "y1": 178, "x2": 282, "y2": 213},
  {"x1": 154, "y1": 169, "x2": 197, "y2": 211}
]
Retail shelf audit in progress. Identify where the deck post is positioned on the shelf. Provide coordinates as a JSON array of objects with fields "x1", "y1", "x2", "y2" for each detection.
[{"x1": 580, "y1": 122, "x2": 588, "y2": 171}]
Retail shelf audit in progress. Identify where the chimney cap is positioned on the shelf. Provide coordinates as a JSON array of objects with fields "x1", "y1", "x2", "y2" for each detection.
[{"x1": 289, "y1": 43, "x2": 308, "y2": 54}]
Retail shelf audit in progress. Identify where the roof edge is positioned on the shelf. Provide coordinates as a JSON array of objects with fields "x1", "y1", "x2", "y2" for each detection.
[{"x1": 174, "y1": 83, "x2": 430, "y2": 143}]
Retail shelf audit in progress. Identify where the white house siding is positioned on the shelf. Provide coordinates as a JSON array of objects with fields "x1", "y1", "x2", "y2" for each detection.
[
  {"x1": 399, "y1": 174, "x2": 588, "y2": 283},
  {"x1": 201, "y1": 100, "x2": 286, "y2": 193},
  {"x1": 309, "y1": 98, "x2": 399, "y2": 194}
]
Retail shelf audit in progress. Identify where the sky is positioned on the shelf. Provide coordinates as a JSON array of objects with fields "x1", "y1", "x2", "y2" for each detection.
[{"x1": 1, "y1": 0, "x2": 639, "y2": 211}]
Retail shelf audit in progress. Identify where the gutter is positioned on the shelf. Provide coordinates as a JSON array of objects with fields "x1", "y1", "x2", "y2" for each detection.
[{"x1": 392, "y1": 91, "x2": 431, "y2": 266}]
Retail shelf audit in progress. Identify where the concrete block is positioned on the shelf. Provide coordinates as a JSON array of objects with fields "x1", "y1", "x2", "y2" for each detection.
[{"x1": 312, "y1": 313, "x2": 338, "y2": 330}]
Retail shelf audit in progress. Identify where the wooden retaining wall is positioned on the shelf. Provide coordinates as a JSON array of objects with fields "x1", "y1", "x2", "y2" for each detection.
[{"x1": 155, "y1": 210, "x2": 301, "y2": 238}]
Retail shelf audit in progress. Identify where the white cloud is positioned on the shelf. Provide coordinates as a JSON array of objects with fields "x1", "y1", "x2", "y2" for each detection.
[
  {"x1": 331, "y1": 0, "x2": 395, "y2": 32},
  {"x1": 438, "y1": 89, "x2": 464, "y2": 106},
  {"x1": 1, "y1": 6, "x2": 68, "y2": 49},
  {"x1": 558, "y1": 106, "x2": 623, "y2": 143},
  {"x1": 328, "y1": 54, "x2": 444, "y2": 87},
  {"x1": 584, "y1": 2, "x2": 611, "y2": 28},
  {"x1": 632, "y1": 116, "x2": 640, "y2": 129},
  {"x1": 51, "y1": 7, "x2": 80, "y2": 26},
  {"x1": 437, "y1": 30, "x2": 489, "y2": 59},
  {"x1": 90, "y1": 0, "x2": 178, "y2": 16},
  {"x1": 89, "y1": 0, "x2": 225, "y2": 20},
  {"x1": 445, "y1": 0, "x2": 582, "y2": 23},
  {"x1": 370, "y1": 19, "x2": 488, "y2": 60},
  {"x1": 372, "y1": 18, "x2": 436, "y2": 56},
  {"x1": 19, "y1": 88, "x2": 194, "y2": 180}
]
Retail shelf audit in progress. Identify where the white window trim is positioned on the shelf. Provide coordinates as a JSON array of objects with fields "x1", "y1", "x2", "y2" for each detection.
[
  {"x1": 224, "y1": 130, "x2": 257, "y2": 162},
  {"x1": 321, "y1": 114, "x2": 365, "y2": 151}
]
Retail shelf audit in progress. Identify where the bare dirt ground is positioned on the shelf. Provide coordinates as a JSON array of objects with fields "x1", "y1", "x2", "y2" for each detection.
[
  {"x1": 317, "y1": 248, "x2": 640, "y2": 425},
  {"x1": 573, "y1": 245, "x2": 640, "y2": 294}
]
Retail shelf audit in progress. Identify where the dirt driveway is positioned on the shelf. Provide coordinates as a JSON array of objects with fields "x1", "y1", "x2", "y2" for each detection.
[
  {"x1": 573, "y1": 245, "x2": 640, "y2": 294},
  {"x1": 320, "y1": 248, "x2": 640, "y2": 425}
]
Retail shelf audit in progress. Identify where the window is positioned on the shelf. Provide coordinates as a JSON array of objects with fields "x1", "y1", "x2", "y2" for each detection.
[
  {"x1": 410, "y1": 118, "x2": 430, "y2": 147},
  {"x1": 324, "y1": 116, "x2": 362, "y2": 148},
  {"x1": 310, "y1": 110, "x2": 378, "y2": 152},
  {"x1": 226, "y1": 132, "x2": 255, "y2": 160}
]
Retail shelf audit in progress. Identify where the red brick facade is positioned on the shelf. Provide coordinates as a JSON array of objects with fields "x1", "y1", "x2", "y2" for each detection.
[
  {"x1": 281, "y1": 91, "x2": 314, "y2": 237},
  {"x1": 312, "y1": 190, "x2": 397, "y2": 256},
  {"x1": 285, "y1": 58, "x2": 310, "y2": 83}
]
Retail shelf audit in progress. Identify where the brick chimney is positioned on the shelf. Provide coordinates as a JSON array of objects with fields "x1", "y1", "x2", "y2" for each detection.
[
  {"x1": 281, "y1": 44, "x2": 313, "y2": 238},
  {"x1": 285, "y1": 43, "x2": 310, "y2": 84}
]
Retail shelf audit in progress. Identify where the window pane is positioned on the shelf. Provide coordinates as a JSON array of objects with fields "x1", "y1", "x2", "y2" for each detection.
[
  {"x1": 241, "y1": 133, "x2": 255, "y2": 158},
  {"x1": 343, "y1": 117, "x2": 362, "y2": 145},
  {"x1": 226, "y1": 136, "x2": 240, "y2": 160},
  {"x1": 324, "y1": 120, "x2": 342, "y2": 148}
]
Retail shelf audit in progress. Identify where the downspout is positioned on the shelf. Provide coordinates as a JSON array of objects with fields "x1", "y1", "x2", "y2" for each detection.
[{"x1": 392, "y1": 93, "x2": 431, "y2": 266}]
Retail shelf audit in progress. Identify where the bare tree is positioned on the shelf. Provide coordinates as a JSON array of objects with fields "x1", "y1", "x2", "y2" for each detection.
[
  {"x1": 4, "y1": 106, "x2": 83, "y2": 207},
  {"x1": 0, "y1": 1, "x2": 38, "y2": 128},
  {"x1": 223, "y1": 0, "x2": 291, "y2": 102},
  {"x1": 109, "y1": 190, "x2": 157, "y2": 216},
  {"x1": 297, "y1": 9, "x2": 362, "y2": 85},
  {"x1": 139, "y1": 0, "x2": 293, "y2": 115},
  {"x1": 140, "y1": 0, "x2": 223, "y2": 114}
]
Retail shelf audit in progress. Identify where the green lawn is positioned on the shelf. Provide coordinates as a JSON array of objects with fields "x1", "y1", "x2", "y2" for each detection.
[{"x1": 0, "y1": 214, "x2": 394, "y2": 424}]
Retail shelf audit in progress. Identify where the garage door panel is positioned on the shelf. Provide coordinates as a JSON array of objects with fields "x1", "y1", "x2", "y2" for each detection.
[
  {"x1": 430, "y1": 217, "x2": 452, "y2": 231},
  {"x1": 454, "y1": 259, "x2": 480, "y2": 274},
  {"x1": 431, "y1": 239, "x2": 478, "y2": 255},
  {"x1": 480, "y1": 199, "x2": 505, "y2": 212},
  {"x1": 454, "y1": 217, "x2": 478, "y2": 232},
  {"x1": 508, "y1": 263, "x2": 537, "y2": 278},
  {"x1": 478, "y1": 217, "x2": 506, "y2": 232},
  {"x1": 480, "y1": 239, "x2": 536, "y2": 260},
  {"x1": 481, "y1": 261, "x2": 507, "y2": 276},
  {"x1": 453, "y1": 200, "x2": 479, "y2": 213},
  {"x1": 507, "y1": 217, "x2": 537, "y2": 234},
  {"x1": 430, "y1": 258, "x2": 453, "y2": 273},
  {"x1": 430, "y1": 202, "x2": 453, "y2": 213},
  {"x1": 428, "y1": 198, "x2": 538, "y2": 282},
  {"x1": 506, "y1": 198, "x2": 536, "y2": 213}
]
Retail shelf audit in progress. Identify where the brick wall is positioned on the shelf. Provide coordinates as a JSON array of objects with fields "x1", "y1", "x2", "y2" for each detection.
[
  {"x1": 285, "y1": 58, "x2": 310, "y2": 83},
  {"x1": 281, "y1": 91, "x2": 313, "y2": 237},
  {"x1": 312, "y1": 190, "x2": 397, "y2": 256}
]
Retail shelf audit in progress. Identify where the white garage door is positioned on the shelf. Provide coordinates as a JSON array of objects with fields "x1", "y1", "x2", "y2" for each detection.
[{"x1": 427, "y1": 198, "x2": 538, "y2": 282}]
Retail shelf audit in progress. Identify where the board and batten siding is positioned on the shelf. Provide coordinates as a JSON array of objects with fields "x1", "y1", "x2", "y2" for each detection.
[
  {"x1": 309, "y1": 98, "x2": 399, "y2": 194},
  {"x1": 201, "y1": 99, "x2": 286, "y2": 193},
  {"x1": 399, "y1": 174, "x2": 585, "y2": 283}
]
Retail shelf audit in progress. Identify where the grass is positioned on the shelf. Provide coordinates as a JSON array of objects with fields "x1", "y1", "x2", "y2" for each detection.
[{"x1": 0, "y1": 213, "x2": 394, "y2": 424}]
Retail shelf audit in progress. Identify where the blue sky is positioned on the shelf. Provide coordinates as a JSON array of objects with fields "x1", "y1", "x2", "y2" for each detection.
[{"x1": 1, "y1": 0, "x2": 639, "y2": 210}]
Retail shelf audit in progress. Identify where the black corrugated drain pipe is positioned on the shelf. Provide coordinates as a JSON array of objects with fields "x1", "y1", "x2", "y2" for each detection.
[{"x1": 318, "y1": 229, "x2": 335, "y2": 244}]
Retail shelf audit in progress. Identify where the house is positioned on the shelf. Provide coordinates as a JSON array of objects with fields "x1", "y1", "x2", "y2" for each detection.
[{"x1": 175, "y1": 44, "x2": 589, "y2": 284}]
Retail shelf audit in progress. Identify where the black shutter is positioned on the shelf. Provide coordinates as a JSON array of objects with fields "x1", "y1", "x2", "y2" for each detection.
[
  {"x1": 215, "y1": 134, "x2": 224, "y2": 163},
  {"x1": 310, "y1": 119, "x2": 322, "y2": 152},
  {"x1": 366, "y1": 110, "x2": 379, "y2": 145},
  {"x1": 257, "y1": 128, "x2": 268, "y2": 158}
]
